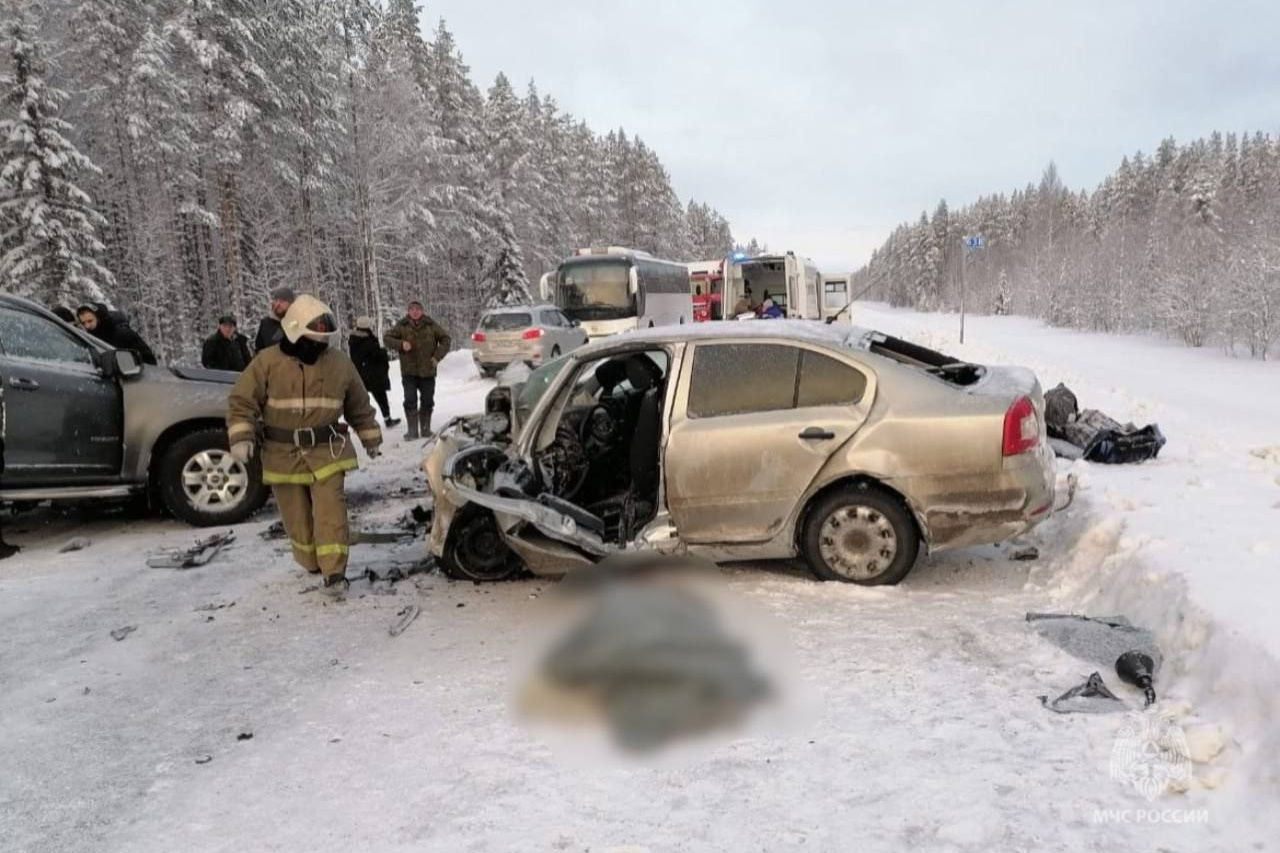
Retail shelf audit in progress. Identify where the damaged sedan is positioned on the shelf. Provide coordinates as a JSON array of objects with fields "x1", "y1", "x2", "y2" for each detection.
[{"x1": 422, "y1": 322, "x2": 1056, "y2": 585}]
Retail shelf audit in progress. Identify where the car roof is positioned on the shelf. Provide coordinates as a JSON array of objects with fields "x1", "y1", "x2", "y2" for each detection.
[
  {"x1": 481, "y1": 304, "x2": 553, "y2": 315},
  {"x1": 576, "y1": 320, "x2": 876, "y2": 354}
]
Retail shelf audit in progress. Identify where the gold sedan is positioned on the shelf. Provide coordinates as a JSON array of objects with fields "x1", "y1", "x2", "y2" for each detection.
[{"x1": 423, "y1": 322, "x2": 1056, "y2": 585}]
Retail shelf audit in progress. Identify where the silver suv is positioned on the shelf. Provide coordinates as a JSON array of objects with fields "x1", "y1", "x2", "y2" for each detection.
[
  {"x1": 470, "y1": 304, "x2": 588, "y2": 377},
  {"x1": 0, "y1": 294, "x2": 267, "y2": 526}
]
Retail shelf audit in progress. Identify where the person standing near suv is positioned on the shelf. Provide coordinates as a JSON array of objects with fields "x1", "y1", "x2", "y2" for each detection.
[
  {"x1": 201, "y1": 315, "x2": 252, "y2": 372},
  {"x1": 76, "y1": 303, "x2": 158, "y2": 365},
  {"x1": 383, "y1": 300, "x2": 450, "y2": 440},
  {"x1": 226, "y1": 294, "x2": 383, "y2": 598},
  {"x1": 348, "y1": 316, "x2": 400, "y2": 428},
  {"x1": 254, "y1": 286, "x2": 296, "y2": 353}
]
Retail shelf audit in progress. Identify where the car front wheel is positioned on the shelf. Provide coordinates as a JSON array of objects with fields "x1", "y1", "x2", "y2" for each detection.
[
  {"x1": 801, "y1": 484, "x2": 920, "y2": 585},
  {"x1": 157, "y1": 428, "x2": 268, "y2": 527},
  {"x1": 441, "y1": 508, "x2": 524, "y2": 582}
]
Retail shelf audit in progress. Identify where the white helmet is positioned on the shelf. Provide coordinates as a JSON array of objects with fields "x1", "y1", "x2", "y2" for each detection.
[{"x1": 281, "y1": 294, "x2": 338, "y2": 344}]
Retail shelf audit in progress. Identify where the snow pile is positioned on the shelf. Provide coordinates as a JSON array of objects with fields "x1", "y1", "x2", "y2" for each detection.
[{"x1": 855, "y1": 302, "x2": 1280, "y2": 824}]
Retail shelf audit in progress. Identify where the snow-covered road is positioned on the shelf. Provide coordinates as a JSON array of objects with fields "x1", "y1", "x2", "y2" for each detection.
[{"x1": 1, "y1": 315, "x2": 1276, "y2": 852}]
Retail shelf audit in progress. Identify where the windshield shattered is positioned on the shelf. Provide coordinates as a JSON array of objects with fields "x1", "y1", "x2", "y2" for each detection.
[{"x1": 515, "y1": 353, "x2": 572, "y2": 427}]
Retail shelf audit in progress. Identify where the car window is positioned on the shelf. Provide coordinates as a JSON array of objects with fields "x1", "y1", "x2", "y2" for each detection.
[
  {"x1": 688, "y1": 343, "x2": 799, "y2": 418},
  {"x1": 481, "y1": 312, "x2": 532, "y2": 331},
  {"x1": 541, "y1": 311, "x2": 562, "y2": 328},
  {"x1": 555, "y1": 311, "x2": 574, "y2": 327},
  {"x1": 0, "y1": 307, "x2": 96, "y2": 366},
  {"x1": 515, "y1": 353, "x2": 573, "y2": 426},
  {"x1": 796, "y1": 350, "x2": 867, "y2": 407}
]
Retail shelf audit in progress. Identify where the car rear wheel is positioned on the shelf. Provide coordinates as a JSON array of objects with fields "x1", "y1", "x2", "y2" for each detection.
[
  {"x1": 441, "y1": 508, "x2": 524, "y2": 582},
  {"x1": 801, "y1": 484, "x2": 919, "y2": 585},
  {"x1": 157, "y1": 428, "x2": 268, "y2": 527}
]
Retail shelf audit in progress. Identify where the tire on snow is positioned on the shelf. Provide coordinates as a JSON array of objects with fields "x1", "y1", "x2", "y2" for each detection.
[
  {"x1": 801, "y1": 483, "x2": 920, "y2": 586},
  {"x1": 441, "y1": 506, "x2": 524, "y2": 582},
  {"x1": 157, "y1": 428, "x2": 268, "y2": 527}
]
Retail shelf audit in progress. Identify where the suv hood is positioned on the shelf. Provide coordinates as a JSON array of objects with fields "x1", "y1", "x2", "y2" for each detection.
[{"x1": 170, "y1": 365, "x2": 239, "y2": 385}]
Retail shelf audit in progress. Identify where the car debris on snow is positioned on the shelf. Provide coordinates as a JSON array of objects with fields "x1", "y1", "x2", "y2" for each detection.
[
  {"x1": 194, "y1": 602, "x2": 235, "y2": 612},
  {"x1": 194, "y1": 754, "x2": 213, "y2": 765},
  {"x1": 258, "y1": 520, "x2": 286, "y2": 541},
  {"x1": 1009, "y1": 546, "x2": 1040, "y2": 561},
  {"x1": 109, "y1": 625, "x2": 136, "y2": 641},
  {"x1": 1039, "y1": 672, "x2": 1126, "y2": 714},
  {"x1": 146, "y1": 531, "x2": 236, "y2": 569},
  {"x1": 388, "y1": 604, "x2": 420, "y2": 637},
  {"x1": 1027, "y1": 612, "x2": 1164, "y2": 674},
  {"x1": 1044, "y1": 382, "x2": 1167, "y2": 464},
  {"x1": 237, "y1": 732, "x2": 253, "y2": 741},
  {"x1": 58, "y1": 537, "x2": 92, "y2": 554}
]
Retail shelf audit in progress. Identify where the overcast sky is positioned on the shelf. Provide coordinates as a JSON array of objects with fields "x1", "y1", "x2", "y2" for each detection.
[{"x1": 421, "y1": 0, "x2": 1280, "y2": 270}]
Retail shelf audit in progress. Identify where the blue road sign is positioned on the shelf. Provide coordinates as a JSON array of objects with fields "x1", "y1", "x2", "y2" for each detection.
[{"x1": 964, "y1": 235, "x2": 985, "y2": 250}]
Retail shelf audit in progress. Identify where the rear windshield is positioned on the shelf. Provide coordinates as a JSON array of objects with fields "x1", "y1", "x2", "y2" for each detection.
[
  {"x1": 481, "y1": 312, "x2": 532, "y2": 331},
  {"x1": 860, "y1": 332, "x2": 985, "y2": 386}
]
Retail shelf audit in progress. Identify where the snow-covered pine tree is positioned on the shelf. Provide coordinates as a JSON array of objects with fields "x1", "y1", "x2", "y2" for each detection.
[
  {"x1": 486, "y1": 211, "x2": 532, "y2": 308},
  {"x1": 0, "y1": 11, "x2": 114, "y2": 305}
]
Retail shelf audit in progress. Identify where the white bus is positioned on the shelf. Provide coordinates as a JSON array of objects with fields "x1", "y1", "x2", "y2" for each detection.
[
  {"x1": 538, "y1": 247, "x2": 692, "y2": 340},
  {"x1": 722, "y1": 251, "x2": 822, "y2": 319}
]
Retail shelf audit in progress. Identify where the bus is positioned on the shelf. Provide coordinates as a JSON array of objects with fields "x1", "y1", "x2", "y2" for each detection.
[
  {"x1": 538, "y1": 247, "x2": 692, "y2": 340},
  {"x1": 722, "y1": 251, "x2": 822, "y2": 319}
]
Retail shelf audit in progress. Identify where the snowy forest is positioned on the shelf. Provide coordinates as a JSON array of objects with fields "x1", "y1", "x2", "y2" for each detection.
[
  {"x1": 853, "y1": 134, "x2": 1280, "y2": 359},
  {"x1": 0, "y1": 0, "x2": 735, "y2": 362}
]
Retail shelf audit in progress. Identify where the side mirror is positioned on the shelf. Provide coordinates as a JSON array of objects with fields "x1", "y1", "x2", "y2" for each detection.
[
  {"x1": 571, "y1": 319, "x2": 581, "y2": 328},
  {"x1": 100, "y1": 348, "x2": 142, "y2": 379}
]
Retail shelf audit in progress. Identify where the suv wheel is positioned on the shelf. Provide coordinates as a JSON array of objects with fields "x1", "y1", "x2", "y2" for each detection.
[
  {"x1": 157, "y1": 428, "x2": 268, "y2": 527},
  {"x1": 801, "y1": 484, "x2": 920, "y2": 585}
]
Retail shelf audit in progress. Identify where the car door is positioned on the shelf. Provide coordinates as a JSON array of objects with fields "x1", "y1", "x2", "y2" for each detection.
[
  {"x1": 0, "y1": 305, "x2": 124, "y2": 484},
  {"x1": 663, "y1": 341, "x2": 873, "y2": 544}
]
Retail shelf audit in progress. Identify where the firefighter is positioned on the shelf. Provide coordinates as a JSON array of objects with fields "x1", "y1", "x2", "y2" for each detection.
[{"x1": 226, "y1": 294, "x2": 382, "y2": 597}]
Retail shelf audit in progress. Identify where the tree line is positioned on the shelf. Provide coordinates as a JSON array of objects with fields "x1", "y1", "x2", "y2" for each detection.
[
  {"x1": 853, "y1": 133, "x2": 1280, "y2": 359},
  {"x1": 0, "y1": 0, "x2": 736, "y2": 362}
]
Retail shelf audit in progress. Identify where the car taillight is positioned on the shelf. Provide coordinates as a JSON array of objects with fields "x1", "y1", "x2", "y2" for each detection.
[
  {"x1": 522, "y1": 328, "x2": 544, "y2": 340},
  {"x1": 1002, "y1": 396, "x2": 1039, "y2": 457},
  {"x1": 471, "y1": 331, "x2": 486, "y2": 342}
]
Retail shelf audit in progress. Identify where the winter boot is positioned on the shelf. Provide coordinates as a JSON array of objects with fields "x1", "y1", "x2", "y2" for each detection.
[
  {"x1": 321, "y1": 573, "x2": 349, "y2": 599},
  {"x1": 385, "y1": 416, "x2": 402, "y2": 428},
  {"x1": 403, "y1": 409, "x2": 420, "y2": 440},
  {"x1": 419, "y1": 408, "x2": 434, "y2": 439}
]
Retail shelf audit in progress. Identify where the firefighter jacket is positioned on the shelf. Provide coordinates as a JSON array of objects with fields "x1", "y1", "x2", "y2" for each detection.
[{"x1": 226, "y1": 345, "x2": 382, "y2": 485}]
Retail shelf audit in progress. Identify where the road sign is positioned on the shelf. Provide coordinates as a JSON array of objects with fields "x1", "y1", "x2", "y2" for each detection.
[{"x1": 964, "y1": 235, "x2": 985, "y2": 250}]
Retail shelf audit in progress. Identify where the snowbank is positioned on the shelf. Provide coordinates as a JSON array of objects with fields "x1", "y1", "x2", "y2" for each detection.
[{"x1": 854, "y1": 303, "x2": 1280, "y2": 825}]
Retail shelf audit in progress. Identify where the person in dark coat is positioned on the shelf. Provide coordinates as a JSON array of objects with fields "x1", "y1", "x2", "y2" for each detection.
[
  {"x1": 50, "y1": 305, "x2": 76, "y2": 324},
  {"x1": 201, "y1": 315, "x2": 253, "y2": 372},
  {"x1": 348, "y1": 316, "x2": 400, "y2": 427},
  {"x1": 254, "y1": 286, "x2": 295, "y2": 353},
  {"x1": 76, "y1": 303, "x2": 158, "y2": 365}
]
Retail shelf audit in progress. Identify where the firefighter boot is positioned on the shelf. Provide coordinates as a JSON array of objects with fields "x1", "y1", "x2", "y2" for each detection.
[{"x1": 404, "y1": 408, "x2": 420, "y2": 440}]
